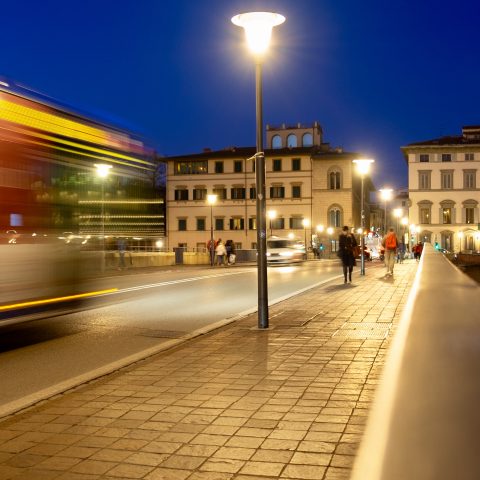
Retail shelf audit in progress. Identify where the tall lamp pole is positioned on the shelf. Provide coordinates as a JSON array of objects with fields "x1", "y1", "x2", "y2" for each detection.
[
  {"x1": 353, "y1": 159, "x2": 374, "y2": 276},
  {"x1": 268, "y1": 210, "x2": 277, "y2": 237},
  {"x1": 94, "y1": 163, "x2": 112, "y2": 273},
  {"x1": 327, "y1": 227, "x2": 334, "y2": 258},
  {"x1": 393, "y1": 208, "x2": 402, "y2": 237},
  {"x1": 232, "y1": 11, "x2": 285, "y2": 329},
  {"x1": 379, "y1": 188, "x2": 393, "y2": 235},
  {"x1": 207, "y1": 194, "x2": 217, "y2": 266}
]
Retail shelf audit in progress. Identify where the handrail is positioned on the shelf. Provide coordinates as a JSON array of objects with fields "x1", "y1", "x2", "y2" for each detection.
[{"x1": 351, "y1": 243, "x2": 480, "y2": 480}]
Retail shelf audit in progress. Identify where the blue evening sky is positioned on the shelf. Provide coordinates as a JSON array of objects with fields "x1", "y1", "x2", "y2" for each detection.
[{"x1": 2, "y1": 0, "x2": 479, "y2": 189}]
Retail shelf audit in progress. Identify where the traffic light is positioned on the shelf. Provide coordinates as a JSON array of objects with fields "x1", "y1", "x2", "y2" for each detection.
[{"x1": 434, "y1": 242, "x2": 439, "y2": 250}]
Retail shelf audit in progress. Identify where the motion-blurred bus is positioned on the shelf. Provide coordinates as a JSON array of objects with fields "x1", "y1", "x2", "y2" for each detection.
[{"x1": 0, "y1": 78, "x2": 163, "y2": 324}]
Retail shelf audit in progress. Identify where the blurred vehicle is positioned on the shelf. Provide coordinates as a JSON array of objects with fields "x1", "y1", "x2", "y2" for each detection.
[
  {"x1": 266, "y1": 237, "x2": 305, "y2": 265},
  {"x1": 355, "y1": 245, "x2": 372, "y2": 261},
  {"x1": 0, "y1": 79, "x2": 160, "y2": 325}
]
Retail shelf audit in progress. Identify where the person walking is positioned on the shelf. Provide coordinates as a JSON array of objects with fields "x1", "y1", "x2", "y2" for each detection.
[
  {"x1": 338, "y1": 225, "x2": 358, "y2": 284},
  {"x1": 215, "y1": 238, "x2": 226, "y2": 266},
  {"x1": 397, "y1": 241, "x2": 406, "y2": 263},
  {"x1": 382, "y1": 227, "x2": 398, "y2": 276}
]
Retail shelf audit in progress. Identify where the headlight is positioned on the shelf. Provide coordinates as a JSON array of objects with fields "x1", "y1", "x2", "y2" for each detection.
[{"x1": 280, "y1": 251, "x2": 293, "y2": 257}]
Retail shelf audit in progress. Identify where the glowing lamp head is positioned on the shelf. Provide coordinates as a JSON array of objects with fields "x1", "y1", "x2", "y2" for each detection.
[
  {"x1": 302, "y1": 218, "x2": 310, "y2": 228},
  {"x1": 207, "y1": 194, "x2": 218, "y2": 205},
  {"x1": 232, "y1": 12, "x2": 285, "y2": 56},
  {"x1": 353, "y1": 158, "x2": 374, "y2": 175},
  {"x1": 393, "y1": 208, "x2": 403, "y2": 218},
  {"x1": 268, "y1": 210, "x2": 277, "y2": 220},
  {"x1": 316, "y1": 224, "x2": 324, "y2": 233},
  {"x1": 94, "y1": 163, "x2": 112, "y2": 178},
  {"x1": 327, "y1": 227, "x2": 334, "y2": 235},
  {"x1": 379, "y1": 188, "x2": 394, "y2": 201}
]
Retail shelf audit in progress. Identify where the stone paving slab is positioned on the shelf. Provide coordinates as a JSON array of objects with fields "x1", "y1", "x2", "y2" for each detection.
[{"x1": 0, "y1": 262, "x2": 417, "y2": 479}]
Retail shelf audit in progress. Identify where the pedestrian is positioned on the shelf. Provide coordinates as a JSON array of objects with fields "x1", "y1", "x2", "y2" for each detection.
[
  {"x1": 225, "y1": 240, "x2": 236, "y2": 265},
  {"x1": 338, "y1": 225, "x2": 358, "y2": 284},
  {"x1": 215, "y1": 238, "x2": 226, "y2": 266},
  {"x1": 117, "y1": 237, "x2": 127, "y2": 270},
  {"x1": 382, "y1": 227, "x2": 398, "y2": 276},
  {"x1": 414, "y1": 242, "x2": 423, "y2": 261},
  {"x1": 397, "y1": 241, "x2": 406, "y2": 263}
]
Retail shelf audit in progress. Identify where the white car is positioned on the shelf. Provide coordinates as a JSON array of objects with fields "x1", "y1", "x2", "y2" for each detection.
[{"x1": 266, "y1": 237, "x2": 305, "y2": 264}]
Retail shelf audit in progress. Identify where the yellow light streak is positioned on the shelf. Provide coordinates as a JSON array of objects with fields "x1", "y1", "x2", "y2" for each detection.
[{"x1": 0, "y1": 288, "x2": 118, "y2": 312}]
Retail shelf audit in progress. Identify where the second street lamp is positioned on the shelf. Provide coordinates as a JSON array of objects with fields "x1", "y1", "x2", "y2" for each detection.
[
  {"x1": 268, "y1": 210, "x2": 277, "y2": 237},
  {"x1": 207, "y1": 194, "x2": 217, "y2": 267},
  {"x1": 232, "y1": 11, "x2": 285, "y2": 330},
  {"x1": 353, "y1": 158, "x2": 374, "y2": 275}
]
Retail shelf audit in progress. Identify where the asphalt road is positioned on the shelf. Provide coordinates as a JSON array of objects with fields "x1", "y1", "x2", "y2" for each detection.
[{"x1": 0, "y1": 260, "x2": 345, "y2": 417}]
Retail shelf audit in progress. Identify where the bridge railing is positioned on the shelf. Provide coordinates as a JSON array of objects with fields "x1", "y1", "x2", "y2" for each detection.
[{"x1": 351, "y1": 243, "x2": 480, "y2": 480}]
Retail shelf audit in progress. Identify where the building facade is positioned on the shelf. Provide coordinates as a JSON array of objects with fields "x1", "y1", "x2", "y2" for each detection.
[
  {"x1": 402, "y1": 126, "x2": 480, "y2": 252},
  {"x1": 165, "y1": 123, "x2": 373, "y2": 252}
]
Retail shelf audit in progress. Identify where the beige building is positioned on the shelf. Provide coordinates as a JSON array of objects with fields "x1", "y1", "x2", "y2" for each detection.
[
  {"x1": 402, "y1": 125, "x2": 480, "y2": 252},
  {"x1": 165, "y1": 123, "x2": 373, "y2": 252}
]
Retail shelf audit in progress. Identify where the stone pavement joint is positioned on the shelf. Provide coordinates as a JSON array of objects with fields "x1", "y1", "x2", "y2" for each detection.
[{"x1": 0, "y1": 261, "x2": 417, "y2": 479}]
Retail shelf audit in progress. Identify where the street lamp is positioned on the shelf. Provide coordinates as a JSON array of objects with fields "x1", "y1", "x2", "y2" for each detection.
[
  {"x1": 94, "y1": 163, "x2": 112, "y2": 273},
  {"x1": 401, "y1": 217, "x2": 408, "y2": 245},
  {"x1": 207, "y1": 194, "x2": 217, "y2": 266},
  {"x1": 353, "y1": 158, "x2": 375, "y2": 275},
  {"x1": 302, "y1": 218, "x2": 310, "y2": 259},
  {"x1": 393, "y1": 208, "x2": 402, "y2": 236},
  {"x1": 268, "y1": 210, "x2": 277, "y2": 237},
  {"x1": 232, "y1": 11, "x2": 285, "y2": 329},
  {"x1": 327, "y1": 226, "x2": 334, "y2": 257},
  {"x1": 379, "y1": 188, "x2": 393, "y2": 235}
]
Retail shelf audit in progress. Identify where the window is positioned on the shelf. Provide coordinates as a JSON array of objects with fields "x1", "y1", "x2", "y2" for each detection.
[
  {"x1": 215, "y1": 218, "x2": 224, "y2": 231},
  {"x1": 289, "y1": 217, "x2": 304, "y2": 229},
  {"x1": 197, "y1": 218, "x2": 206, "y2": 231},
  {"x1": 287, "y1": 134, "x2": 297, "y2": 148},
  {"x1": 213, "y1": 188, "x2": 227, "y2": 200},
  {"x1": 419, "y1": 154, "x2": 430, "y2": 163},
  {"x1": 270, "y1": 185, "x2": 285, "y2": 199},
  {"x1": 193, "y1": 188, "x2": 207, "y2": 200},
  {"x1": 441, "y1": 153, "x2": 452, "y2": 162},
  {"x1": 292, "y1": 158, "x2": 301, "y2": 171},
  {"x1": 249, "y1": 187, "x2": 256, "y2": 199},
  {"x1": 272, "y1": 135, "x2": 282, "y2": 149},
  {"x1": 234, "y1": 160, "x2": 243, "y2": 173},
  {"x1": 328, "y1": 207, "x2": 341, "y2": 227},
  {"x1": 292, "y1": 185, "x2": 301, "y2": 198},
  {"x1": 441, "y1": 171, "x2": 453, "y2": 189},
  {"x1": 174, "y1": 188, "x2": 188, "y2": 201},
  {"x1": 231, "y1": 187, "x2": 246, "y2": 199},
  {"x1": 174, "y1": 161, "x2": 207, "y2": 175},
  {"x1": 464, "y1": 170, "x2": 476, "y2": 189},
  {"x1": 249, "y1": 217, "x2": 256, "y2": 230},
  {"x1": 178, "y1": 219, "x2": 187, "y2": 231},
  {"x1": 271, "y1": 218, "x2": 285, "y2": 230},
  {"x1": 273, "y1": 159, "x2": 282, "y2": 172},
  {"x1": 418, "y1": 171, "x2": 431, "y2": 190},
  {"x1": 229, "y1": 218, "x2": 245, "y2": 230},
  {"x1": 418, "y1": 203, "x2": 432, "y2": 224},
  {"x1": 215, "y1": 161, "x2": 224, "y2": 173},
  {"x1": 465, "y1": 153, "x2": 474, "y2": 161},
  {"x1": 329, "y1": 171, "x2": 341, "y2": 190},
  {"x1": 442, "y1": 208, "x2": 452, "y2": 224},
  {"x1": 302, "y1": 133, "x2": 313, "y2": 147},
  {"x1": 466, "y1": 207, "x2": 475, "y2": 224}
]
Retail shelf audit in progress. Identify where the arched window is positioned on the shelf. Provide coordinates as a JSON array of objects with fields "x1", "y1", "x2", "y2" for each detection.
[
  {"x1": 302, "y1": 133, "x2": 313, "y2": 147},
  {"x1": 272, "y1": 135, "x2": 282, "y2": 149},
  {"x1": 329, "y1": 171, "x2": 341, "y2": 190},
  {"x1": 287, "y1": 134, "x2": 297, "y2": 148},
  {"x1": 328, "y1": 205, "x2": 342, "y2": 227}
]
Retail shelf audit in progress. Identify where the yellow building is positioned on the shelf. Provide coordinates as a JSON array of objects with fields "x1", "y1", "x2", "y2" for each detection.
[{"x1": 166, "y1": 123, "x2": 373, "y2": 252}]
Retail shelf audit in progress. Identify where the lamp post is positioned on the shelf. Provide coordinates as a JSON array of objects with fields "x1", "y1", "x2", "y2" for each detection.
[
  {"x1": 94, "y1": 163, "x2": 112, "y2": 273},
  {"x1": 393, "y1": 208, "x2": 402, "y2": 237},
  {"x1": 353, "y1": 158, "x2": 374, "y2": 275},
  {"x1": 302, "y1": 218, "x2": 310, "y2": 259},
  {"x1": 327, "y1": 227, "x2": 334, "y2": 258},
  {"x1": 401, "y1": 217, "x2": 408, "y2": 245},
  {"x1": 268, "y1": 210, "x2": 277, "y2": 237},
  {"x1": 232, "y1": 11, "x2": 285, "y2": 329},
  {"x1": 207, "y1": 194, "x2": 217, "y2": 266},
  {"x1": 316, "y1": 224, "x2": 324, "y2": 258},
  {"x1": 379, "y1": 188, "x2": 393, "y2": 235}
]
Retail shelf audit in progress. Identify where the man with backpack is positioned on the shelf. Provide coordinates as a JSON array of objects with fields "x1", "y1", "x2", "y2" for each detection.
[{"x1": 382, "y1": 227, "x2": 398, "y2": 276}]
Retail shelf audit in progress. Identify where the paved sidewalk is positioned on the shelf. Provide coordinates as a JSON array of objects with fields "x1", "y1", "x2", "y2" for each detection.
[{"x1": 0, "y1": 261, "x2": 417, "y2": 480}]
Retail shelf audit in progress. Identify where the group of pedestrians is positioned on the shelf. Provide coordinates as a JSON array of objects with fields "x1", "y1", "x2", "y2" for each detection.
[
  {"x1": 338, "y1": 225, "x2": 417, "y2": 283},
  {"x1": 209, "y1": 238, "x2": 236, "y2": 266}
]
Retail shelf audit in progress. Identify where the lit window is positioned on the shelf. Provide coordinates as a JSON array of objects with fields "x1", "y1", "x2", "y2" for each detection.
[
  {"x1": 230, "y1": 218, "x2": 245, "y2": 230},
  {"x1": 466, "y1": 207, "x2": 474, "y2": 224},
  {"x1": 442, "y1": 208, "x2": 452, "y2": 224}
]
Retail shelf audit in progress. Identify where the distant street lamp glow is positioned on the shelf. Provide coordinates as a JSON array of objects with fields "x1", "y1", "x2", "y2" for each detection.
[
  {"x1": 207, "y1": 194, "x2": 218, "y2": 266},
  {"x1": 268, "y1": 210, "x2": 277, "y2": 236},
  {"x1": 232, "y1": 10, "x2": 285, "y2": 329},
  {"x1": 353, "y1": 159, "x2": 374, "y2": 275},
  {"x1": 316, "y1": 224, "x2": 324, "y2": 233}
]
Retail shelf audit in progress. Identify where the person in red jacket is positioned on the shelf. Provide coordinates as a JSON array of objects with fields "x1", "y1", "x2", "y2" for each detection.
[{"x1": 382, "y1": 227, "x2": 398, "y2": 276}]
